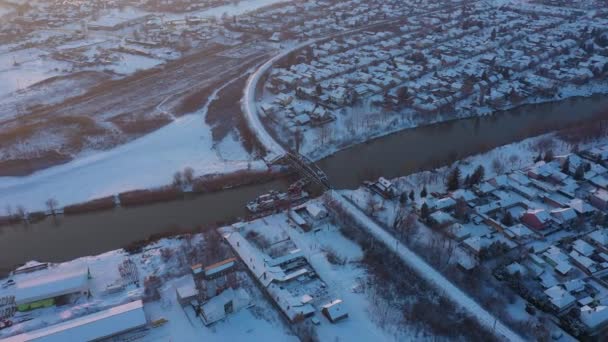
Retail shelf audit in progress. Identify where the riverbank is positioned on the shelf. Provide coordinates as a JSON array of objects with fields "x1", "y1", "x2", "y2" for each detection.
[
  {"x1": 1, "y1": 112, "x2": 606, "y2": 271},
  {"x1": 296, "y1": 86, "x2": 608, "y2": 163}
]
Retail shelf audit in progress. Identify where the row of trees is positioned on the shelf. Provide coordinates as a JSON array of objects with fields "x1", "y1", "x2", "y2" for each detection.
[
  {"x1": 172, "y1": 167, "x2": 195, "y2": 189},
  {"x1": 446, "y1": 165, "x2": 486, "y2": 191}
]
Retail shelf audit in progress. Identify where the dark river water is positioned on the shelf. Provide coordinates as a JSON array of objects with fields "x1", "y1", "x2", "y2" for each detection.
[{"x1": 2, "y1": 95, "x2": 608, "y2": 271}]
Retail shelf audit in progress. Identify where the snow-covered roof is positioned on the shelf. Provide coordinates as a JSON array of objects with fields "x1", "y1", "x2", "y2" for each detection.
[
  {"x1": 506, "y1": 262, "x2": 525, "y2": 276},
  {"x1": 550, "y1": 207, "x2": 577, "y2": 223},
  {"x1": 5, "y1": 300, "x2": 146, "y2": 342},
  {"x1": 588, "y1": 229, "x2": 608, "y2": 247},
  {"x1": 523, "y1": 208, "x2": 551, "y2": 223},
  {"x1": 306, "y1": 202, "x2": 327, "y2": 219},
  {"x1": 13, "y1": 269, "x2": 88, "y2": 305},
  {"x1": 429, "y1": 211, "x2": 455, "y2": 225},
  {"x1": 544, "y1": 285, "x2": 575, "y2": 311},
  {"x1": 569, "y1": 198, "x2": 594, "y2": 215},
  {"x1": 580, "y1": 305, "x2": 608, "y2": 330},
  {"x1": 322, "y1": 299, "x2": 348, "y2": 321},
  {"x1": 504, "y1": 224, "x2": 534, "y2": 240},
  {"x1": 573, "y1": 239, "x2": 595, "y2": 257},
  {"x1": 204, "y1": 258, "x2": 237, "y2": 278},
  {"x1": 200, "y1": 288, "x2": 251, "y2": 325},
  {"x1": 175, "y1": 275, "x2": 198, "y2": 300}
]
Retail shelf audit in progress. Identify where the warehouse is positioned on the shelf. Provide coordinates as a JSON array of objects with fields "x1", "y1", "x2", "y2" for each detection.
[{"x1": 4, "y1": 300, "x2": 147, "y2": 342}]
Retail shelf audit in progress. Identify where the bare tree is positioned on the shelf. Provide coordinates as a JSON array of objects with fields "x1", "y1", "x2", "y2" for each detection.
[
  {"x1": 183, "y1": 167, "x2": 195, "y2": 185},
  {"x1": 173, "y1": 171, "x2": 183, "y2": 188},
  {"x1": 16, "y1": 205, "x2": 26, "y2": 221},
  {"x1": 5, "y1": 205, "x2": 12, "y2": 218},
  {"x1": 491, "y1": 157, "x2": 505, "y2": 175},
  {"x1": 46, "y1": 198, "x2": 59, "y2": 216},
  {"x1": 366, "y1": 195, "x2": 380, "y2": 217},
  {"x1": 401, "y1": 213, "x2": 418, "y2": 243},
  {"x1": 508, "y1": 154, "x2": 520, "y2": 170},
  {"x1": 319, "y1": 124, "x2": 332, "y2": 145}
]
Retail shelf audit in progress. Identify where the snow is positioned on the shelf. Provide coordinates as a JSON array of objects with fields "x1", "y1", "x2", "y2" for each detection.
[
  {"x1": 88, "y1": 7, "x2": 150, "y2": 28},
  {"x1": 0, "y1": 104, "x2": 264, "y2": 212},
  {"x1": 0, "y1": 49, "x2": 71, "y2": 97},
  {"x1": 102, "y1": 53, "x2": 164, "y2": 75},
  {"x1": 227, "y1": 207, "x2": 418, "y2": 340},
  {"x1": 325, "y1": 190, "x2": 524, "y2": 342},
  {"x1": 0, "y1": 6, "x2": 14, "y2": 18}
]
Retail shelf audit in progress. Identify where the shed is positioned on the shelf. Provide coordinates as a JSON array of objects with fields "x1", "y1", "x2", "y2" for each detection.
[
  {"x1": 321, "y1": 299, "x2": 348, "y2": 323},
  {"x1": 306, "y1": 203, "x2": 328, "y2": 220}
]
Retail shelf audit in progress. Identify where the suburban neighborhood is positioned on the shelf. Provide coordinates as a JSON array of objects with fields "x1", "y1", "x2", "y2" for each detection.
[{"x1": 1, "y1": 0, "x2": 608, "y2": 341}]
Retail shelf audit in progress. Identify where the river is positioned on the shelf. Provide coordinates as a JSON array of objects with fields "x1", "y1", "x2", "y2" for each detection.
[{"x1": 1, "y1": 95, "x2": 608, "y2": 271}]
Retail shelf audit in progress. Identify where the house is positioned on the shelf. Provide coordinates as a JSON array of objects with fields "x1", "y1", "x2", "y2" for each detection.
[
  {"x1": 569, "y1": 250, "x2": 597, "y2": 274},
  {"x1": 590, "y1": 189, "x2": 608, "y2": 211},
  {"x1": 544, "y1": 285, "x2": 576, "y2": 313},
  {"x1": 590, "y1": 176, "x2": 608, "y2": 190},
  {"x1": 190, "y1": 258, "x2": 238, "y2": 299},
  {"x1": 550, "y1": 207, "x2": 578, "y2": 225},
  {"x1": 305, "y1": 203, "x2": 328, "y2": 220},
  {"x1": 542, "y1": 246, "x2": 573, "y2": 276},
  {"x1": 321, "y1": 299, "x2": 348, "y2": 323},
  {"x1": 4, "y1": 300, "x2": 147, "y2": 342},
  {"x1": 503, "y1": 224, "x2": 536, "y2": 242},
  {"x1": 580, "y1": 305, "x2": 608, "y2": 336},
  {"x1": 199, "y1": 288, "x2": 252, "y2": 326},
  {"x1": 204, "y1": 258, "x2": 237, "y2": 280},
  {"x1": 573, "y1": 239, "x2": 595, "y2": 257},
  {"x1": 175, "y1": 275, "x2": 199, "y2": 305},
  {"x1": 506, "y1": 262, "x2": 525, "y2": 276},
  {"x1": 588, "y1": 229, "x2": 608, "y2": 251},
  {"x1": 521, "y1": 209, "x2": 552, "y2": 230},
  {"x1": 429, "y1": 211, "x2": 456, "y2": 228},
  {"x1": 569, "y1": 198, "x2": 595, "y2": 216},
  {"x1": 367, "y1": 177, "x2": 397, "y2": 198},
  {"x1": 269, "y1": 32, "x2": 282, "y2": 42},
  {"x1": 289, "y1": 209, "x2": 310, "y2": 230}
]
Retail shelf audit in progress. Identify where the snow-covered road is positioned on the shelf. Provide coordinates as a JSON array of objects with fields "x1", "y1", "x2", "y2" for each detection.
[
  {"x1": 241, "y1": 44, "x2": 301, "y2": 162},
  {"x1": 325, "y1": 190, "x2": 525, "y2": 342}
]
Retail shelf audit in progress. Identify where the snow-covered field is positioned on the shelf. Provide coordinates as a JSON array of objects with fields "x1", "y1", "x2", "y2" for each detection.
[
  {"x1": 0, "y1": 49, "x2": 72, "y2": 98},
  {"x1": 103, "y1": 53, "x2": 164, "y2": 75},
  {"x1": 0, "y1": 104, "x2": 264, "y2": 213}
]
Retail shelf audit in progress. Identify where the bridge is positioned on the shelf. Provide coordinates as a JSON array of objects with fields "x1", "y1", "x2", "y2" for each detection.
[{"x1": 280, "y1": 152, "x2": 332, "y2": 190}]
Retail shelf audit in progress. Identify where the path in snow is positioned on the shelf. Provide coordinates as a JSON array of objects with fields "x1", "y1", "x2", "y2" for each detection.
[{"x1": 325, "y1": 190, "x2": 524, "y2": 342}]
